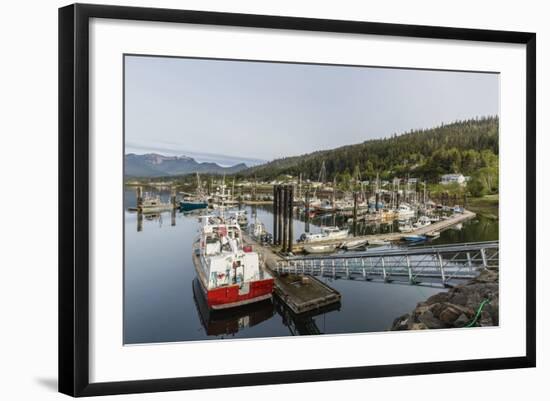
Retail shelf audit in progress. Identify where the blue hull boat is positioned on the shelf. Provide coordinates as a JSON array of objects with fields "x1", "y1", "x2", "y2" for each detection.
[
  {"x1": 180, "y1": 200, "x2": 208, "y2": 211},
  {"x1": 403, "y1": 235, "x2": 427, "y2": 242}
]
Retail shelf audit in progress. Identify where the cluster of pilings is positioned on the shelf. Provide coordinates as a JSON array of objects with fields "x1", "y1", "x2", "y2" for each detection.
[{"x1": 273, "y1": 185, "x2": 294, "y2": 253}]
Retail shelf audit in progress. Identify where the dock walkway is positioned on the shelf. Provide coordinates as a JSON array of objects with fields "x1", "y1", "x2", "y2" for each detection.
[{"x1": 295, "y1": 210, "x2": 476, "y2": 250}]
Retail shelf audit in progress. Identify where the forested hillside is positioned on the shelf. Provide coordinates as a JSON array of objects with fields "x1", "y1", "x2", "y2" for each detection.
[{"x1": 242, "y1": 117, "x2": 498, "y2": 184}]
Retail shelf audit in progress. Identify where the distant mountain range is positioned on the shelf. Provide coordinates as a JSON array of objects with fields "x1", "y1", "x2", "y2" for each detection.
[{"x1": 124, "y1": 153, "x2": 248, "y2": 177}]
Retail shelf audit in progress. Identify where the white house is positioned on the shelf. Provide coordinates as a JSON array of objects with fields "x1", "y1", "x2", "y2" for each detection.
[{"x1": 440, "y1": 174, "x2": 466, "y2": 185}]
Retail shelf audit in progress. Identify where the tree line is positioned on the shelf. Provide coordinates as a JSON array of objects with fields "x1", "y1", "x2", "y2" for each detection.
[{"x1": 241, "y1": 116, "x2": 499, "y2": 195}]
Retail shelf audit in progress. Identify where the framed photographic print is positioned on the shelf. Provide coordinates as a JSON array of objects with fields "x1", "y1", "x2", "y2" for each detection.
[{"x1": 58, "y1": 3, "x2": 536, "y2": 397}]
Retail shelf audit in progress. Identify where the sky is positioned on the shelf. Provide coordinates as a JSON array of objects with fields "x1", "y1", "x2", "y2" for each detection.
[{"x1": 124, "y1": 55, "x2": 499, "y2": 167}]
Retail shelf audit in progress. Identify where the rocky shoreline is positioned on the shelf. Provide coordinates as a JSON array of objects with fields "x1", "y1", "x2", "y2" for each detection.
[{"x1": 391, "y1": 267, "x2": 499, "y2": 330}]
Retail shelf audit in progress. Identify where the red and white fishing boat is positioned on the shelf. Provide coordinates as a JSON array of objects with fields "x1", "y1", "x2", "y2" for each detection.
[{"x1": 192, "y1": 213, "x2": 274, "y2": 310}]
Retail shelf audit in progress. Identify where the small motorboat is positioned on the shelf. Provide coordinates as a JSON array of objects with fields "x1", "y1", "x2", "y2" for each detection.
[
  {"x1": 425, "y1": 231, "x2": 440, "y2": 239},
  {"x1": 368, "y1": 239, "x2": 390, "y2": 247},
  {"x1": 299, "y1": 226, "x2": 349, "y2": 243},
  {"x1": 398, "y1": 222, "x2": 414, "y2": 233},
  {"x1": 180, "y1": 199, "x2": 209, "y2": 211},
  {"x1": 341, "y1": 238, "x2": 368, "y2": 250},
  {"x1": 414, "y1": 216, "x2": 432, "y2": 228},
  {"x1": 137, "y1": 195, "x2": 173, "y2": 214},
  {"x1": 303, "y1": 244, "x2": 339, "y2": 254},
  {"x1": 396, "y1": 203, "x2": 416, "y2": 219},
  {"x1": 403, "y1": 235, "x2": 427, "y2": 242}
]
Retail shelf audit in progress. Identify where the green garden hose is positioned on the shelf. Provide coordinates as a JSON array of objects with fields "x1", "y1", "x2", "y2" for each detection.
[{"x1": 464, "y1": 298, "x2": 490, "y2": 327}]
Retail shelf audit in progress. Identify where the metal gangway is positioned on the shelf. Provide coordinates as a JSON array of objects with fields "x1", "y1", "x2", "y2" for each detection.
[{"x1": 275, "y1": 241, "x2": 499, "y2": 287}]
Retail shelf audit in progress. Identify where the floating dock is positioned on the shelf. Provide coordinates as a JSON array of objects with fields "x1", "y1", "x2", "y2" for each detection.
[
  {"x1": 243, "y1": 209, "x2": 474, "y2": 314},
  {"x1": 293, "y1": 210, "x2": 476, "y2": 252},
  {"x1": 274, "y1": 274, "x2": 341, "y2": 314},
  {"x1": 244, "y1": 233, "x2": 341, "y2": 315}
]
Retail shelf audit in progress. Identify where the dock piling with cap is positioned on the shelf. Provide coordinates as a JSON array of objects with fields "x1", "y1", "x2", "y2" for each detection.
[
  {"x1": 287, "y1": 185, "x2": 294, "y2": 253},
  {"x1": 273, "y1": 185, "x2": 279, "y2": 245}
]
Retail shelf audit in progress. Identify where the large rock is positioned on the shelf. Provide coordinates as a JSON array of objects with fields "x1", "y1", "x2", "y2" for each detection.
[
  {"x1": 439, "y1": 303, "x2": 474, "y2": 325},
  {"x1": 454, "y1": 313, "x2": 470, "y2": 327},
  {"x1": 392, "y1": 314, "x2": 410, "y2": 331},
  {"x1": 417, "y1": 310, "x2": 447, "y2": 329},
  {"x1": 410, "y1": 322, "x2": 428, "y2": 330},
  {"x1": 390, "y1": 266, "x2": 499, "y2": 331}
]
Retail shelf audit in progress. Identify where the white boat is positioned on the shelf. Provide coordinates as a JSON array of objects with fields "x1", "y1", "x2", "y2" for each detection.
[
  {"x1": 248, "y1": 216, "x2": 272, "y2": 244},
  {"x1": 414, "y1": 216, "x2": 432, "y2": 228},
  {"x1": 398, "y1": 221, "x2": 414, "y2": 233},
  {"x1": 300, "y1": 226, "x2": 349, "y2": 243},
  {"x1": 314, "y1": 199, "x2": 335, "y2": 214},
  {"x1": 425, "y1": 231, "x2": 440, "y2": 238},
  {"x1": 341, "y1": 238, "x2": 368, "y2": 250},
  {"x1": 397, "y1": 203, "x2": 416, "y2": 219},
  {"x1": 236, "y1": 210, "x2": 248, "y2": 226},
  {"x1": 192, "y1": 214, "x2": 274, "y2": 310},
  {"x1": 368, "y1": 239, "x2": 390, "y2": 247},
  {"x1": 137, "y1": 195, "x2": 173, "y2": 214},
  {"x1": 303, "y1": 244, "x2": 338, "y2": 254}
]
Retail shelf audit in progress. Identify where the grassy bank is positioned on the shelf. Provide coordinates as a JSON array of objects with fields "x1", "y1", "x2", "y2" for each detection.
[{"x1": 467, "y1": 194, "x2": 499, "y2": 220}]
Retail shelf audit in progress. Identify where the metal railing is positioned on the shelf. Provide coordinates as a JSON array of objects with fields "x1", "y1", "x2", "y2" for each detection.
[{"x1": 275, "y1": 241, "x2": 499, "y2": 286}]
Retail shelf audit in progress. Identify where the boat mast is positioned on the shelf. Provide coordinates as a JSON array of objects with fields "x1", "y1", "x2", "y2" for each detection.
[{"x1": 423, "y1": 181, "x2": 426, "y2": 206}]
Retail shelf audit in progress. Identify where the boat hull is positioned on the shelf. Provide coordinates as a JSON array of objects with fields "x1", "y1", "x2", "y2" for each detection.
[
  {"x1": 192, "y1": 248, "x2": 274, "y2": 310},
  {"x1": 180, "y1": 201, "x2": 208, "y2": 211},
  {"x1": 204, "y1": 281, "x2": 274, "y2": 310},
  {"x1": 304, "y1": 244, "x2": 338, "y2": 254}
]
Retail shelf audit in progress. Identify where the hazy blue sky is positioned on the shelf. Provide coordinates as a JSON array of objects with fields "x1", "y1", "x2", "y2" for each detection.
[{"x1": 124, "y1": 55, "x2": 499, "y2": 167}]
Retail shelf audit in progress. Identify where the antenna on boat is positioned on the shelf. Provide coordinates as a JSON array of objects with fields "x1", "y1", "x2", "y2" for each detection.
[{"x1": 220, "y1": 174, "x2": 226, "y2": 220}]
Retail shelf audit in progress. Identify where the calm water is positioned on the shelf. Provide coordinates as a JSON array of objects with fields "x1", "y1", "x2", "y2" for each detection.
[{"x1": 123, "y1": 187, "x2": 498, "y2": 344}]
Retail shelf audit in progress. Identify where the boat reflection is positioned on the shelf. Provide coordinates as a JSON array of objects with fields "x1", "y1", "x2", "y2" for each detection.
[
  {"x1": 134, "y1": 208, "x2": 177, "y2": 232},
  {"x1": 192, "y1": 278, "x2": 275, "y2": 337}
]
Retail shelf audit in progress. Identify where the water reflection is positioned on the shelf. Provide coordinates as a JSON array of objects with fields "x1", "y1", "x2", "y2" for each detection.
[
  {"x1": 124, "y1": 186, "x2": 498, "y2": 343},
  {"x1": 193, "y1": 278, "x2": 274, "y2": 337},
  {"x1": 275, "y1": 298, "x2": 341, "y2": 336}
]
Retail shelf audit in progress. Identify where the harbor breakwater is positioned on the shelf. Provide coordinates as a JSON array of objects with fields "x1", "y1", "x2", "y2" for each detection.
[{"x1": 391, "y1": 267, "x2": 499, "y2": 330}]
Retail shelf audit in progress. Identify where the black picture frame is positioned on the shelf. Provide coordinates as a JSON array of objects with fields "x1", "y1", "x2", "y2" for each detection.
[{"x1": 59, "y1": 3, "x2": 536, "y2": 397}]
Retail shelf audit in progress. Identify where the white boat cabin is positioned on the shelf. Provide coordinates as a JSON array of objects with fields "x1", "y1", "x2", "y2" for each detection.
[{"x1": 197, "y1": 216, "x2": 265, "y2": 290}]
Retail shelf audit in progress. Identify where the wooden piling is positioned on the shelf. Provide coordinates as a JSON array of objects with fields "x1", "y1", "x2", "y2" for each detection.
[
  {"x1": 137, "y1": 211, "x2": 143, "y2": 232},
  {"x1": 375, "y1": 192, "x2": 380, "y2": 211},
  {"x1": 273, "y1": 185, "x2": 278, "y2": 245},
  {"x1": 136, "y1": 186, "x2": 143, "y2": 210},
  {"x1": 282, "y1": 186, "x2": 288, "y2": 252},
  {"x1": 277, "y1": 186, "x2": 284, "y2": 245},
  {"x1": 288, "y1": 185, "x2": 294, "y2": 253},
  {"x1": 170, "y1": 187, "x2": 176, "y2": 209}
]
